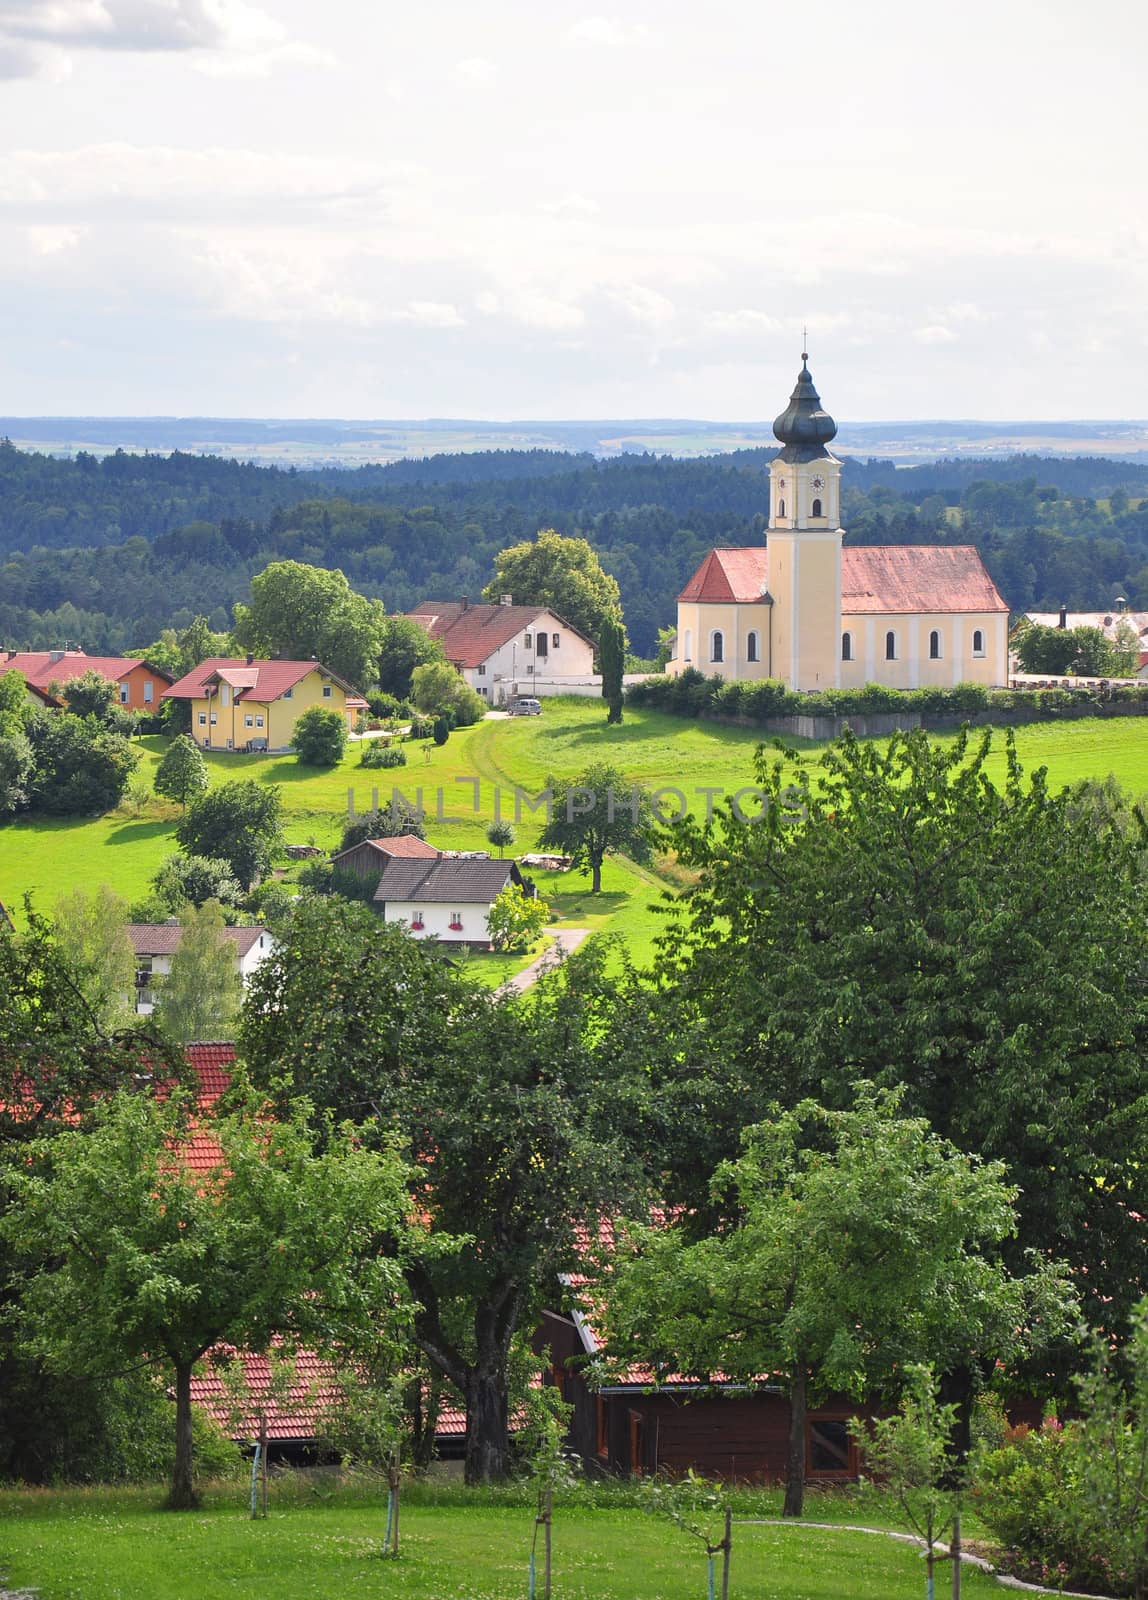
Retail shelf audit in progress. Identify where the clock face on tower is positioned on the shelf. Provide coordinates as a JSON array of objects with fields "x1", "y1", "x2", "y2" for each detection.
[{"x1": 811, "y1": 475, "x2": 825, "y2": 491}]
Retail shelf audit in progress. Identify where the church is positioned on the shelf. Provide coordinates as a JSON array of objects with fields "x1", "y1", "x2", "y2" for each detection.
[{"x1": 668, "y1": 357, "x2": 1009, "y2": 690}]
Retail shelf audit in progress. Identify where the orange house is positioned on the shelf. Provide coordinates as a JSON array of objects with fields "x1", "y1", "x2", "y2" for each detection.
[{"x1": 0, "y1": 650, "x2": 174, "y2": 713}]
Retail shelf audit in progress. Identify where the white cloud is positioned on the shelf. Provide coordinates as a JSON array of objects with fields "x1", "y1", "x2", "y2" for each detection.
[
  {"x1": 914, "y1": 324, "x2": 959, "y2": 345},
  {"x1": 0, "y1": 0, "x2": 329, "y2": 78},
  {"x1": 707, "y1": 309, "x2": 783, "y2": 336},
  {"x1": 563, "y1": 15, "x2": 653, "y2": 47},
  {"x1": 397, "y1": 301, "x2": 464, "y2": 329},
  {"x1": 540, "y1": 192, "x2": 599, "y2": 218},
  {"x1": 453, "y1": 55, "x2": 497, "y2": 83},
  {"x1": 26, "y1": 223, "x2": 84, "y2": 253},
  {"x1": 607, "y1": 283, "x2": 675, "y2": 328}
]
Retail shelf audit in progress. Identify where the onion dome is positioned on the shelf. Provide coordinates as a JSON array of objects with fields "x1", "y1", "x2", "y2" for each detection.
[{"x1": 772, "y1": 354, "x2": 837, "y2": 461}]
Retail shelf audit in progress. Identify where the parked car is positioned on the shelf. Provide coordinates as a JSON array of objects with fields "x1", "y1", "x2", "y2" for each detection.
[{"x1": 507, "y1": 698, "x2": 542, "y2": 716}]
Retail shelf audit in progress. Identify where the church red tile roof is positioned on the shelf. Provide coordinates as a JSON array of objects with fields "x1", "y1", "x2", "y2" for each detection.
[
  {"x1": 407, "y1": 602, "x2": 595, "y2": 667},
  {"x1": 841, "y1": 545, "x2": 1008, "y2": 614},
  {"x1": 677, "y1": 543, "x2": 1006, "y2": 615}
]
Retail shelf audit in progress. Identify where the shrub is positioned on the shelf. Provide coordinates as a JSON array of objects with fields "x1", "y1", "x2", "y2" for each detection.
[
  {"x1": 175, "y1": 780, "x2": 283, "y2": 889},
  {"x1": 152, "y1": 852, "x2": 244, "y2": 912},
  {"x1": 432, "y1": 717, "x2": 450, "y2": 746},
  {"x1": 359, "y1": 742, "x2": 407, "y2": 769},
  {"x1": 26, "y1": 712, "x2": 138, "y2": 816},
  {"x1": 153, "y1": 734, "x2": 209, "y2": 807},
  {"x1": 292, "y1": 705, "x2": 348, "y2": 766}
]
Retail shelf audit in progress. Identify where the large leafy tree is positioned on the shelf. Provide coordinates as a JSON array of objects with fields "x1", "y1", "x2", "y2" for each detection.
[
  {"x1": 25, "y1": 710, "x2": 138, "y2": 816},
  {"x1": 538, "y1": 762, "x2": 653, "y2": 892},
  {"x1": 482, "y1": 529, "x2": 623, "y2": 648},
  {"x1": 600, "y1": 1086, "x2": 1074, "y2": 1517},
  {"x1": 653, "y1": 728, "x2": 1148, "y2": 1349},
  {"x1": 175, "y1": 779, "x2": 283, "y2": 889},
  {"x1": 232, "y1": 560, "x2": 386, "y2": 690},
  {"x1": 152, "y1": 900, "x2": 242, "y2": 1045},
  {"x1": 4, "y1": 1088, "x2": 414, "y2": 1509},
  {"x1": 291, "y1": 705, "x2": 348, "y2": 766},
  {"x1": 51, "y1": 886, "x2": 136, "y2": 1033},
  {"x1": 240, "y1": 899, "x2": 650, "y2": 1482},
  {"x1": 377, "y1": 615, "x2": 446, "y2": 699},
  {"x1": 153, "y1": 734, "x2": 209, "y2": 807}
]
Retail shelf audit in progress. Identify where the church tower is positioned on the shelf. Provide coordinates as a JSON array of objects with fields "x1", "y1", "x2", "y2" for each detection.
[{"x1": 766, "y1": 354, "x2": 843, "y2": 689}]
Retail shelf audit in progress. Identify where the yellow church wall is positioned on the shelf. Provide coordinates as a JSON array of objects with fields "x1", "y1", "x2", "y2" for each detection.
[
  {"x1": 839, "y1": 612, "x2": 1007, "y2": 689},
  {"x1": 668, "y1": 601, "x2": 778, "y2": 679},
  {"x1": 770, "y1": 528, "x2": 842, "y2": 691}
]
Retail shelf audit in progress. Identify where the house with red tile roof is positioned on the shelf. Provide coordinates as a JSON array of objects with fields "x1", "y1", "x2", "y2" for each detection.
[
  {"x1": 669, "y1": 356, "x2": 1009, "y2": 690},
  {"x1": 0, "y1": 649, "x2": 174, "y2": 712},
  {"x1": 406, "y1": 599, "x2": 596, "y2": 706},
  {"x1": 163, "y1": 657, "x2": 358, "y2": 752},
  {"x1": 128, "y1": 923, "x2": 273, "y2": 1015}
]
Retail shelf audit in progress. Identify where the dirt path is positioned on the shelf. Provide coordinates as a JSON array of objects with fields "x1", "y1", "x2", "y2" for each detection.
[{"x1": 499, "y1": 927, "x2": 590, "y2": 993}]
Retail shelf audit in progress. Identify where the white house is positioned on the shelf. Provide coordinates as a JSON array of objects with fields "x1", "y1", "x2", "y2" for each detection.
[
  {"x1": 406, "y1": 598, "x2": 597, "y2": 704},
  {"x1": 127, "y1": 922, "x2": 274, "y2": 1014},
  {"x1": 669, "y1": 355, "x2": 1010, "y2": 690},
  {"x1": 373, "y1": 855, "x2": 533, "y2": 946}
]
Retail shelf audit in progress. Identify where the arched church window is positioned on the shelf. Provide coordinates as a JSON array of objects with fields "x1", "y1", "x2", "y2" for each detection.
[
  {"x1": 811, "y1": 498, "x2": 822, "y2": 518},
  {"x1": 885, "y1": 630, "x2": 897, "y2": 661},
  {"x1": 778, "y1": 499, "x2": 786, "y2": 519},
  {"x1": 683, "y1": 628, "x2": 692, "y2": 662},
  {"x1": 972, "y1": 629, "x2": 985, "y2": 657},
  {"x1": 746, "y1": 631, "x2": 759, "y2": 663},
  {"x1": 841, "y1": 632, "x2": 853, "y2": 662},
  {"x1": 710, "y1": 630, "x2": 724, "y2": 664},
  {"x1": 929, "y1": 630, "x2": 942, "y2": 660}
]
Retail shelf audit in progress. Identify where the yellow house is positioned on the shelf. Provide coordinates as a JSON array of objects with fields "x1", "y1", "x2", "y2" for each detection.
[
  {"x1": 163, "y1": 657, "x2": 357, "y2": 752},
  {"x1": 669, "y1": 356, "x2": 1010, "y2": 689}
]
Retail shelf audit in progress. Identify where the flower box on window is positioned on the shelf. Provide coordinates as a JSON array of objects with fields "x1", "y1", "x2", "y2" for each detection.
[
  {"x1": 410, "y1": 917, "x2": 425, "y2": 930},
  {"x1": 449, "y1": 918, "x2": 463, "y2": 931}
]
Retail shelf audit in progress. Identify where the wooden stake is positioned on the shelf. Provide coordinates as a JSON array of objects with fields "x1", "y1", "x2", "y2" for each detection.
[
  {"x1": 950, "y1": 1511, "x2": 961, "y2": 1600},
  {"x1": 259, "y1": 1412, "x2": 268, "y2": 1519},
  {"x1": 721, "y1": 1507, "x2": 731, "y2": 1600}
]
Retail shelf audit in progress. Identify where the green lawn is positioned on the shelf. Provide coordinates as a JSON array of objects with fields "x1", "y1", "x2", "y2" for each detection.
[
  {"x1": 1, "y1": 701, "x2": 1145, "y2": 972},
  {"x1": 0, "y1": 1483, "x2": 1002, "y2": 1600}
]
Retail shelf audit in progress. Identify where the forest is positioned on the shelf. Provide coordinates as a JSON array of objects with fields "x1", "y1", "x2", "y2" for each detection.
[{"x1": 1, "y1": 440, "x2": 1147, "y2": 658}]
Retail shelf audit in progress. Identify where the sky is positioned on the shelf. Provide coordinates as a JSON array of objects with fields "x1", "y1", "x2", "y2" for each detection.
[{"x1": 0, "y1": 0, "x2": 1144, "y2": 421}]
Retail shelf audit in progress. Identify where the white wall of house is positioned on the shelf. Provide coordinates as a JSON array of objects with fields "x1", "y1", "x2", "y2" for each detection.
[
  {"x1": 464, "y1": 612, "x2": 596, "y2": 705},
  {"x1": 381, "y1": 901, "x2": 493, "y2": 944}
]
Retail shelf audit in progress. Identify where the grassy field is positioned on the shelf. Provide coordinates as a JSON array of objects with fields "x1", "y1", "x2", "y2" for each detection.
[
  {"x1": 0, "y1": 1482, "x2": 1002, "y2": 1600},
  {"x1": 2, "y1": 701, "x2": 1145, "y2": 973}
]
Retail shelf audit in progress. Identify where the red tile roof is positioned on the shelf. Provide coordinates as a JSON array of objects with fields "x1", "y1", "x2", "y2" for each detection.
[
  {"x1": 363, "y1": 836, "x2": 441, "y2": 859},
  {"x1": 183, "y1": 1042, "x2": 236, "y2": 1106},
  {"x1": 841, "y1": 545, "x2": 1008, "y2": 614},
  {"x1": 677, "y1": 548, "x2": 771, "y2": 604},
  {"x1": 408, "y1": 602, "x2": 595, "y2": 668},
  {"x1": 163, "y1": 658, "x2": 354, "y2": 703},
  {"x1": 677, "y1": 543, "x2": 1006, "y2": 614},
  {"x1": 0, "y1": 651, "x2": 173, "y2": 691},
  {"x1": 128, "y1": 924, "x2": 269, "y2": 958}
]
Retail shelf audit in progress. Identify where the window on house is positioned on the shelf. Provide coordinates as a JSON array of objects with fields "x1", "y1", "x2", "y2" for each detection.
[
  {"x1": 323, "y1": 684, "x2": 333, "y2": 698},
  {"x1": 198, "y1": 712, "x2": 207, "y2": 726},
  {"x1": 746, "y1": 630, "x2": 759, "y2": 662},
  {"x1": 929, "y1": 630, "x2": 942, "y2": 660},
  {"x1": 210, "y1": 712, "x2": 218, "y2": 724},
  {"x1": 143, "y1": 680, "x2": 153, "y2": 703},
  {"x1": 283, "y1": 687, "x2": 293, "y2": 699},
  {"x1": 536, "y1": 633, "x2": 548, "y2": 658},
  {"x1": 552, "y1": 633, "x2": 560, "y2": 648},
  {"x1": 885, "y1": 631, "x2": 897, "y2": 661},
  {"x1": 478, "y1": 686, "x2": 487, "y2": 696},
  {"x1": 973, "y1": 629, "x2": 985, "y2": 656},
  {"x1": 245, "y1": 715, "x2": 254, "y2": 727},
  {"x1": 256, "y1": 715, "x2": 264, "y2": 728},
  {"x1": 524, "y1": 634, "x2": 533, "y2": 649},
  {"x1": 711, "y1": 631, "x2": 724, "y2": 664},
  {"x1": 220, "y1": 684, "x2": 230, "y2": 707},
  {"x1": 476, "y1": 662, "x2": 486, "y2": 675},
  {"x1": 807, "y1": 1419, "x2": 853, "y2": 1476},
  {"x1": 119, "y1": 683, "x2": 129, "y2": 704},
  {"x1": 842, "y1": 632, "x2": 853, "y2": 662},
  {"x1": 812, "y1": 498, "x2": 822, "y2": 518}
]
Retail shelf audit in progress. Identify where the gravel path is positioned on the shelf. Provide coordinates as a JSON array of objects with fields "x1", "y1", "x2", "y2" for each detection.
[{"x1": 499, "y1": 927, "x2": 590, "y2": 993}]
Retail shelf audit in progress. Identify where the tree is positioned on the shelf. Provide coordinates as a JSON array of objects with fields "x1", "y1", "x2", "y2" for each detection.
[
  {"x1": 152, "y1": 853, "x2": 243, "y2": 913},
  {"x1": 486, "y1": 885, "x2": 550, "y2": 952},
  {"x1": 240, "y1": 900, "x2": 649, "y2": 1483},
  {"x1": 432, "y1": 716, "x2": 450, "y2": 746},
  {"x1": 538, "y1": 762, "x2": 653, "y2": 892},
  {"x1": 486, "y1": 819, "x2": 516, "y2": 858},
  {"x1": 599, "y1": 614, "x2": 625, "y2": 724},
  {"x1": 51, "y1": 887, "x2": 136, "y2": 1033},
  {"x1": 153, "y1": 735, "x2": 209, "y2": 807},
  {"x1": 653, "y1": 728, "x2": 1148, "y2": 1354},
  {"x1": 0, "y1": 726, "x2": 34, "y2": 817},
  {"x1": 25, "y1": 711, "x2": 138, "y2": 816},
  {"x1": 3, "y1": 1088, "x2": 414, "y2": 1509},
  {"x1": 152, "y1": 901, "x2": 242, "y2": 1044},
  {"x1": 600, "y1": 1086, "x2": 1073, "y2": 1518},
  {"x1": 292, "y1": 705, "x2": 348, "y2": 766},
  {"x1": 410, "y1": 660, "x2": 485, "y2": 725},
  {"x1": 175, "y1": 780, "x2": 283, "y2": 889},
  {"x1": 483, "y1": 529, "x2": 622, "y2": 648},
  {"x1": 232, "y1": 560, "x2": 386, "y2": 690},
  {"x1": 1110, "y1": 617, "x2": 1142, "y2": 678},
  {"x1": 377, "y1": 615, "x2": 446, "y2": 700},
  {"x1": 340, "y1": 800, "x2": 425, "y2": 851},
  {"x1": 61, "y1": 669, "x2": 119, "y2": 723}
]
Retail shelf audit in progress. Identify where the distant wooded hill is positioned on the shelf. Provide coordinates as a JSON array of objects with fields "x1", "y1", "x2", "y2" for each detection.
[{"x1": 1, "y1": 442, "x2": 1146, "y2": 659}]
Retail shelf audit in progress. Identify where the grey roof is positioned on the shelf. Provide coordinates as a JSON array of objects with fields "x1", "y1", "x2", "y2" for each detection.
[
  {"x1": 772, "y1": 355, "x2": 838, "y2": 463},
  {"x1": 373, "y1": 858, "x2": 517, "y2": 905}
]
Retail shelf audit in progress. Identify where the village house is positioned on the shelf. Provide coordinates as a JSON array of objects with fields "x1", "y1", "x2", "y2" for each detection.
[
  {"x1": 1, "y1": 648, "x2": 174, "y2": 711},
  {"x1": 406, "y1": 597, "x2": 597, "y2": 704},
  {"x1": 162, "y1": 657, "x2": 358, "y2": 752},
  {"x1": 330, "y1": 834, "x2": 534, "y2": 946},
  {"x1": 668, "y1": 356, "x2": 1010, "y2": 690},
  {"x1": 1019, "y1": 606, "x2": 1148, "y2": 678},
  {"x1": 128, "y1": 923, "x2": 273, "y2": 1014}
]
